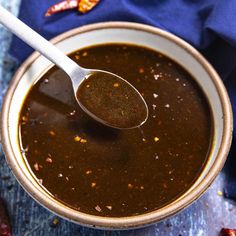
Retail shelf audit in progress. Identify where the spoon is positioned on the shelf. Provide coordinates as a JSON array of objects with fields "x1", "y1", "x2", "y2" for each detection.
[{"x1": 0, "y1": 5, "x2": 148, "y2": 129}]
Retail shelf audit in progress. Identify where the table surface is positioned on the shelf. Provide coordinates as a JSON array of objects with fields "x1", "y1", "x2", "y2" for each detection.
[{"x1": 0, "y1": 1, "x2": 236, "y2": 235}]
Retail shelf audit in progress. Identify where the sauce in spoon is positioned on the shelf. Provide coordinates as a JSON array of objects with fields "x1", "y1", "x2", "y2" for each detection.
[{"x1": 77, "y1": 71, "x2": 148, "y2": 129}]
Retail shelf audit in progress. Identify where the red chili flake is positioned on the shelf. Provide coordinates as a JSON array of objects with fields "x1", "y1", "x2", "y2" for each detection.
[
  {"x1": 95, "y1": 205, "x2": 102, "y2": 212},
  {"x1": 220, "y1": 229, "x2": 236, "y2": 236},
  {"x1": 49, "y1": 131, "x2": 56, "y2": 136},
  {"x1": 0, "y1": 198, "x2": 12, "y2": 236},
  {"x1": 45, "y1": 0, "x2": 100, "y2": 16},
  {"x1": 139, "y1": 67, "x2": 144, "y2": 74}
]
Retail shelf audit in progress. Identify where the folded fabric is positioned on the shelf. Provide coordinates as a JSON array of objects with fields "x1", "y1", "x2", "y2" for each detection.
[
  {"x1": 8, "y1": 0, "x2": 236, "y2": 198},
  {"x1": 9, "y1": 0, "x2": 236, "y2": 78}
]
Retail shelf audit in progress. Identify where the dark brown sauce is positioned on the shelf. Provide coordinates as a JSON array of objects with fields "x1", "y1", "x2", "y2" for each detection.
[
  {"x1": 77, "y1": 72, "x2": 148, "y2": 129},
  {"x1": 19, "y1": 44, "x2": 213, "y2": 217}
]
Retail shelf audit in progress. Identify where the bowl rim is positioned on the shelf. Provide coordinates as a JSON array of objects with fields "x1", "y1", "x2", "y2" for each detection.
[{"x1": 1, "y1": 21, "x2": 233, "y2": 229}]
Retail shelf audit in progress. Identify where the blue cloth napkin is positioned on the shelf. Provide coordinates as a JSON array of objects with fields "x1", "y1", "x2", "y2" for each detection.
[{"x1": 9, "y1": 0, "x2": 236, "y2": 198}]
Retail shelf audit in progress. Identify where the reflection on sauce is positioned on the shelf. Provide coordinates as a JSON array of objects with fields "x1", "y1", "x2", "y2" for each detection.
[
  {"x1": 19, "y1": 44, "x2": 213, "y2": 217},
  {"x1": 77, "y1": 71, "x2": 148, "y2": 129}
]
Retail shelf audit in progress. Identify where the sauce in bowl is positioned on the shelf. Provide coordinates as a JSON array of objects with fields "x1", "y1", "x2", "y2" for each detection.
[
  {"x1": 19, "y1": 44, "x2": 213, "y2": 217},
  {"x1": 77, "y1": 71, "x2": 148, "y2": 129}
]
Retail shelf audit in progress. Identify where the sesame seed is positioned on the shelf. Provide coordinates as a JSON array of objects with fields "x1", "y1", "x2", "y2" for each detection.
[
  {"x1": 165, "y1": 104, "x2": 170, "y2": 108},
  {"x1": 153, "y1": 93, "x2": 158, "y2": 98},
  {"x1": 34, "y1": 163, "x2": 39, "y2": 171},
  {"x1": 80, "y1": 138, "x2": 87, "y2": 143},
  {"x1": 86, "y1": 170, "x2": 92, "y2": 175},
  {"x1": 74, "y1": 136, "x2": 81, "y2": 142},
  {"x1": 69, "y1": 110, "x2": 76, "y2": 116},
  {"x1": 46, "y1": 157, "x2": 52, "y2": 163},
  {"x1": 22, "y1": 116, "x2": 28, "y2": 122},
  {"x1": 106, "y1": 206, "x2": 112, "y2": 210},
  {"x1": 128, "y1": 183, "x2": 133, "y2": 189},
  {"x1": 154, "y1": 137, "x2": 159, "y2": 142}
]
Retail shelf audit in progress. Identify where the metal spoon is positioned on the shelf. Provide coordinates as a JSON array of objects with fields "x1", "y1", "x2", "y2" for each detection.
[{"x1": 0, "y1": 5, "x2": 148, "y2": 129}]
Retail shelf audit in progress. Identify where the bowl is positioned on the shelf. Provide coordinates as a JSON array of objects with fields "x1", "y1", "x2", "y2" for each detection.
[{"x1": 0, "y1": 22, "x2": 233, "y2": 229}]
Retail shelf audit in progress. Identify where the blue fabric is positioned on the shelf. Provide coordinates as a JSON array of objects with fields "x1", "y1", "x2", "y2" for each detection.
[{"x1": 9, "y1": 0, "x2": 236, "y2": 198}]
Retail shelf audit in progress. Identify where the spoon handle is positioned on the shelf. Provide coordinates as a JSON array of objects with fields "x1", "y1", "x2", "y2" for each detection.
[{"x1": 0, "y1": 5, "x2": 81, "y2": 78}]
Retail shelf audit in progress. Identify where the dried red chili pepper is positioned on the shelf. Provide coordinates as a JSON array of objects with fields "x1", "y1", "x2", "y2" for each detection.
[
  {"x1": 220, "y1": 228, "x2": 236, "y2": 236},
  {"x1": 0, "y1": 198, "x2": 11, "y2": 236},
  {"x1": 45, "y1": 0, "x2": 78, "y2": 16},
  {"x1": 45, "y1": 0, "x2": 100, "y2": 16},
  {"x1": 78, "y1": 0, "x2": 100, "y2": 13}
]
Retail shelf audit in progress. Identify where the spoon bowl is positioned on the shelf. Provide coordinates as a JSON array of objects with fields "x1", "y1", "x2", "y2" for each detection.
[{"x1": 76, "y1": 70, "x2": 149, "y2": 129}]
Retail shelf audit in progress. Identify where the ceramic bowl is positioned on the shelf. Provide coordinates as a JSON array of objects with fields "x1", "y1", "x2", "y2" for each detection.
[{"x1": 0, "y1": 22, "x2": 233, "y2": 229}]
